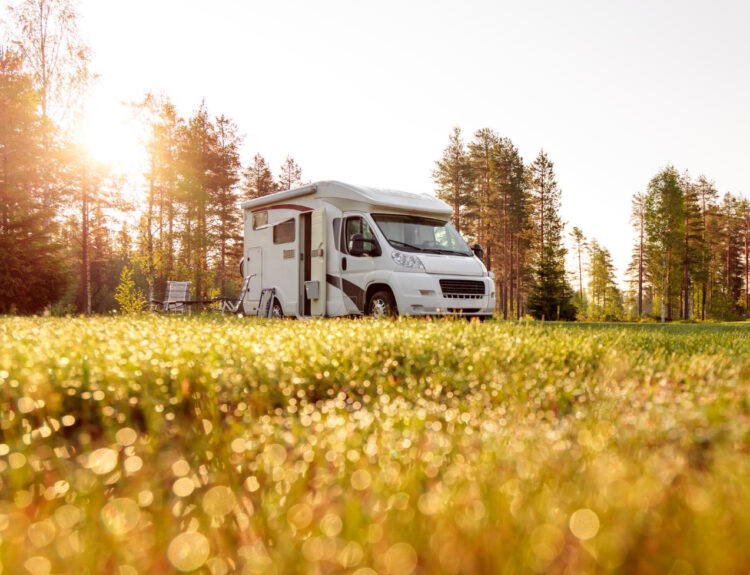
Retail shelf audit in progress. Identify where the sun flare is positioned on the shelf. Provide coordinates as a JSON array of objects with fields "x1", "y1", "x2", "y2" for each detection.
[{"x1": 78, "y1": 92, "x2": 146, "y2": 175}]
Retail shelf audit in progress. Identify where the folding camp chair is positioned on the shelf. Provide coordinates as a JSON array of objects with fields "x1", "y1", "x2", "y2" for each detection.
[
  {"x1": 215, "y1": 274, "x2": 255, "y2": 314},
  {"x1": 151, "y1": 281, "x2": 191, "y2": 313}
]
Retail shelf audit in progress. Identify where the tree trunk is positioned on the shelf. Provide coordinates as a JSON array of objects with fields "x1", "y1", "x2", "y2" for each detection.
[
  {"x1": 638, "y1": 213, "x2": 644, "y2": 317},
  {"x1": 81, "y1": 177, "x2": 91, "y2": 315}
]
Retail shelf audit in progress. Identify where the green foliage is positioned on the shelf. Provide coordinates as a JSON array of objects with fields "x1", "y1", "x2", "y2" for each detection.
[
  {"x1": 1, "y1": 317, "x2": 749, "y2": 573},
  {"x1": 433, "y1": 126, "x2": 474, "y2": 235},
  {"x1": 0, "y1": 49, "x2": 68, "y2": 314},
  {"x1": 527, "y1": 247, "x2": 577, "y2": 320},
  {"x1": 113, "y1": 266, "x2": 147, "y2": 314}
]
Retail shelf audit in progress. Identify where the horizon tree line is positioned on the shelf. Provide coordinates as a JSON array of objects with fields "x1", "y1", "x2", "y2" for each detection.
[{"x1": 2, "y1": 0, "x2": 748, "y2": 320}]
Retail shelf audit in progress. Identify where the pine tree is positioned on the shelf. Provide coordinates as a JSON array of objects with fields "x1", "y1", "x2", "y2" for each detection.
[
  {"x1": 467, "y1": 128, "x2": 498, "y2": 253},
  {"x1": 432, "y1": 127, "x2": 473, "y2": 234},
  {"x1": 570, "y1": 226, "x2": 587, "y2": 312},
  {"x1": 628, "y1": 192, "x2": 647, "y2": 317},
  {"x1": 526, "y1": 151, "x2": 573, "y2": 320},
  {"x1": 0, "y1": 48, "x2": 66, "y2": 313},
  {"x1": 242, "y1": 153, "x2": 277, "y2": 199},
  {"x1": 694, "y1": 175, "x2": 718, "y2": 319},
  {"x1": 210, "y1": 115, "x2": 242, "y2": 298},
  {"x1": 278, "y1": 155, "x2": 302, "y2": 191},
  {"x1": 587, "y1": 240, "x2": 622, "y2": 320},
  {"x1": 490, "y1": 137, "x2": 527, "y2": 319},
  {"x1": 644, "y1": 166, "x2": 684, "y2": 322}
]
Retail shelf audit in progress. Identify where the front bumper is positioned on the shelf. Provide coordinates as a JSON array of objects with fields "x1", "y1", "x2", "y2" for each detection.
[{"x1": 391, "y1": 273, "x2": 495, "y2": 317}]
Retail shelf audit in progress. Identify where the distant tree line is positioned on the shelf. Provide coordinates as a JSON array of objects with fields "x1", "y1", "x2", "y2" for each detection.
[{"x1": 1, "y1": 1, "x2": 748, "y2": 320}]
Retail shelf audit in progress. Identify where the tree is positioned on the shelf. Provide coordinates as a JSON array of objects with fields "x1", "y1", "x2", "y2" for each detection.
[
  {"x1": 644, "y1": 166, "x2": 684, "y2": 322},
  {"x1": 526, "y1": 247, "x2": 576, "y2": 320},
  {"x1": 694, "y1": 175, "x2": 718, "y2": 319},
  {"x1": 526, "y1": 150, "x2": 572, "y2": 319},
  {"x1": 242, "y1": 153, "x2": 277, "y2": 199},
  {"x1": 587, "y1": 240, "x2": 622, "y2": 320},
  {"x1": 432, "y1": 127, "x2": 473, "y2": 234},
  {"x1": 628, "y1": 192, "x2": 647, "y2": 318},
  {"x1": 114, "y1": 265, "x2": 147, "y2": 314},
  {"x1": 210, "y1": 115, "x2": 242, "y2": 297},
  {"x1": 7, "y1": 0, "x2": 91, "y2": 123},
  {"x1": 278, "y1": 155, "x2": 302, "y2": 191},
  {"x1": 490, "y1": 137, "x2": 527, "y2": 319},
  {"x1": 467, "y1": 128, "x2": 498, "y2": 253},
  {"x1": 0, "y1": 48, "x2": 66, "y2": 313},
  {"x1": 570, "y1": 226, "x2": 587, "y2": 311}
]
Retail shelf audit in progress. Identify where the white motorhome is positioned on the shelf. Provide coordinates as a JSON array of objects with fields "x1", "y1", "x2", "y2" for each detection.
[{"x1": 240, "y1": 181, "x2": 495, "y2": 318}]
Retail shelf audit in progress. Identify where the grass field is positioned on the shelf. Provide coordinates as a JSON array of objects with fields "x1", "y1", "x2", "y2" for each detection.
[{"x1": 1, "y1": 317, "x2": 749, "y2": 574}]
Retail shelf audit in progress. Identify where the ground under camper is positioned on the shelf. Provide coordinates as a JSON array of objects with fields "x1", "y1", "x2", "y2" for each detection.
[{"x1": 240, "y1": 181, "x2": 496, "y2": 318}]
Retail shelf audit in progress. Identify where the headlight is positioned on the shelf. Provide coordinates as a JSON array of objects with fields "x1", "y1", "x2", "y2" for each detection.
[{"x1": 391, "y1": 250, "x2": 425, "y2": 271}]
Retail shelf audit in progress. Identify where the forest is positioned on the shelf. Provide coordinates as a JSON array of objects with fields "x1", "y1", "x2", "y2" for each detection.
[{"x1": 1, "y1": 0, "x2": 749, "y2": 321}]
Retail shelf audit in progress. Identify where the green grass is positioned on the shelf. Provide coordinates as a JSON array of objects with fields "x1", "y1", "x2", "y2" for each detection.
[{"x1": 1, "y1": 317, "x2": 749, "y2": 574}]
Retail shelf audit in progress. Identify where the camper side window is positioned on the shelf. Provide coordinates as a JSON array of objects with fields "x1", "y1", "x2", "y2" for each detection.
[
  {"x1": 273, "y1": 219, "x2": 295, "y2": 244},
  {"x1": 253, "y1": 211, "x2": 268, "y2": 229}
]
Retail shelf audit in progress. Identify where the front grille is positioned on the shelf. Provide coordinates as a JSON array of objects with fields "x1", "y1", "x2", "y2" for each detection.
[{"x1": 439, "y1": 279, "x2": 485, "y2": 299}]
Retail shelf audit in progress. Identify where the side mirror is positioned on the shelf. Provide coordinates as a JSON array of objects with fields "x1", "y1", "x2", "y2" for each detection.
[
  {"x1": 472, "y1": 243, "x2": 484, "y2": 261},
  {"x1": 349, "y1": 233, "x2": 380, "y2": 256}
]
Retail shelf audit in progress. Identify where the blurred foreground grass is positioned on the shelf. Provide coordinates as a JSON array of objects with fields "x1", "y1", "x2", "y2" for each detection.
[{"x1": 1, "y1": 317, "x2": 749, "y2": 574}]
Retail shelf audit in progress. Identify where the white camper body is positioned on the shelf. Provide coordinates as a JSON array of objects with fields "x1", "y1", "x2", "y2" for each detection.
[{"x1": 240, "y1": 181, "x2": 495, "y2": 318}]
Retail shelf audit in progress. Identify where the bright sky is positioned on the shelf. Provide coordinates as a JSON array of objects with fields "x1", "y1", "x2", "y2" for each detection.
[{"x1": 75, "y1": 0, "x2": 749, "y2": 283}]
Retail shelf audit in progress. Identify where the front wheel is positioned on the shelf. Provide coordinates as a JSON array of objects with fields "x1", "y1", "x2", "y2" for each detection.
[
  {"x1": 271, "y1": 299, "x2": 284, "y2": 318},
  {"x1": 367, "y1": 290, "x2": 398, "y2": 318}
]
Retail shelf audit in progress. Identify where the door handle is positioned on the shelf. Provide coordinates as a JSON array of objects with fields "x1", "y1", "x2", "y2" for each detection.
[{"x1": 341, "y1": 257, "x2": 347, "y2": 271}]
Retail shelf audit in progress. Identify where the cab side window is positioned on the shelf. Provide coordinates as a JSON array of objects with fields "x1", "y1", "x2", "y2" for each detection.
[{"x1": 343, "y1": 217, "x2": 378, "y2": 256}]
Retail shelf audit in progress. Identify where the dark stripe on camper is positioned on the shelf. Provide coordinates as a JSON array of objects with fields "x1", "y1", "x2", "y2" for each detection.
[
  {"x1": 251, "y1": 204, "x2": 312, "y2": 213},
  {"x1": 326, "y1": 274, "x2": 366, "y2": 312}
]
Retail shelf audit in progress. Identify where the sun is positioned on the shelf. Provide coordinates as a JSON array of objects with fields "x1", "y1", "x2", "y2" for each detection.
[{"x1": 78, "y1": 90, "x2": 146, "y2": 178}]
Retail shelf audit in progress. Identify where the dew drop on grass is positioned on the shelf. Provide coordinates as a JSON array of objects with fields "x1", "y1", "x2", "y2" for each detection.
[
  {"x1": 124, "y1": 456, "x2": 143, "y2": 474},
  {"x1": 54, "y1": 504, "x2": 81, "y2": 529},
  {"x1": 17, "y1": 397, "x2": 35, "y2": 414},
  {"x1": 319, "y1": 513, "x2": 343, "y2": 537},
  {"x1": 202, "y1": 486, "x2": 235, "y2": 517},
  {"x1": 167, "y1": 531, "x2": 210, "y2": 572},
  {"x1": 9, "y1": 452, "x2": 26, "y2": 469},
  {"x1": 569, "y1": 508, "x2": 600, "y2": 540},
  {"x1": 173, "y1": 477, "x2": 195, "y2": 498},
  {"x1": 265, "y1": 444, "x2": 286, "y2": 466},
  {"x1": 101, "y1": 498, "x2": 141, "y2": 536},
  {"x1": 86, "y1": 448, "x2": 118, "y2": 475},
  {"x1": 23, "y1": 556, "x2": 51, "y2": 575},
  {"x1": 172, "y1": 459, "x2": 190, "y2": 477},
  {"x1": 350, "y1": 469, "x2": 372, "y2": 491},
  {"x1": 384, "y1": 542, "x2": 418, "y2": 575},
  {"x1": 287, "y1": 504, "x2": 313, "y2": 529},
  {"x1": 27, "y1": 519, "x2": 56, "y2": 548},
  {"x1": 115, "y1": 428, "x2": 137, "y2": 447}
]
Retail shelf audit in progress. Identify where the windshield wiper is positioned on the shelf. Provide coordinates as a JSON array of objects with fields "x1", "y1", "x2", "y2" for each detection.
[
  {"x1": 388, "y1": 239, "x2": 425, "y2": 252},
  {"x1": 423, "y1": 248, "x2": 471, "y2": 256}
]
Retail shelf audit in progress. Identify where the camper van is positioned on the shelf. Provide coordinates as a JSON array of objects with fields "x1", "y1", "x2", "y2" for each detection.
[{"x1": 240, "y1": 181, "x2": 495, "y2": 318}]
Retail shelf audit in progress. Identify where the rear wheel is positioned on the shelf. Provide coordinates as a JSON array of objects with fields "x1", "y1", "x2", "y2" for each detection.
[
  {"x1": 367, "y1": 290, "x2": 397, "y2": 318},
  {"x1": 271, "y1": 299, "x2": 284, "y2": 318}
]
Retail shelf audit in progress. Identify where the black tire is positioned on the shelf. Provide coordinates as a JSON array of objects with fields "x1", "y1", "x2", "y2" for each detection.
[
  {"x1": 271, "y1": 299, "x2": 284, "y2": 318},
  {"x1": 367, "y1": 290, "x2": 398, "y2": 318}
]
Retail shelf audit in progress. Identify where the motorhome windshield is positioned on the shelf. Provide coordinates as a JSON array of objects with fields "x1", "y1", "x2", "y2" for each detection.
[{"x1": 372, "y1": 214, "x2": 473, "y2": 256}]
